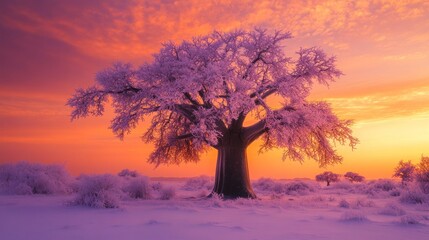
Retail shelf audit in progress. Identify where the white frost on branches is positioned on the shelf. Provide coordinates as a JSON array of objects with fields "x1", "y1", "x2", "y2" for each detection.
[{"x1": 68, "y1": 28, "x2": 357, "y2": 166}]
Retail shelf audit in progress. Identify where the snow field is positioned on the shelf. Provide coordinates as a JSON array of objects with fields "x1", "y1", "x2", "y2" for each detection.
[
  {"x1": 1, "y1": 163, "x2": 429, "y2": 239},
  {"x1": 1, "y1": 179, "x2": 429, "y2": 240}
]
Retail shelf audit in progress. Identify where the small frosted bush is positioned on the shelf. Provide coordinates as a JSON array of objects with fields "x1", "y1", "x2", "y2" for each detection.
[
  {"x1": 416, "y1": 172, "x2": 429, "y2": 194},
  {"x1": 379, "y1": 203, "x2": 406, "y2": 216},
  {"x1": 182, "y1": 176, "x2": 213, "y2": 191},
  {"x1": 338, "y1": 199, "x2": 350, "y2": 208},
  {"x1": 0, "y1": 161, "x2": 71, "y2": 195},
  {"x1": 389, "y1": 190, "x2": 401, "y2": 197},
  {"x1": 123, "y1": 176, "x2": 151, "y2": 199},
  {"x1": 330, "y1": 181, "x2": 367, "y2": 194},
  {"x1": 370, "y1": 179, "x2": 396, "y2": 191},
  {"x1": 253, "y1": 178, "x2": 315, "y2": 196},
  {"x1": 118, "y1": 169, "x2": 139, "y2": 178},
  {"x1": 365, "y1": 179, "x2": 397, "y2": 197},
  {"x1": 253, "y1": 178, "x2": 284, "y2": 194},
  {"x1": 159, "y1": 186, "x2": 176, "y2": 200},
  {"x1": 340, "y1": 211, "x2": 368, "y2": 222},
  {"x1": 331, "y1": 181, "x2": 353, "y2": 190},
  {"x1": 310, "y1": 195, "x2": 326, "y2": 202},
  {"x1": 207, "y1": 193, "x2": 224, "y2": 207},
  {"x1": 151, "y1": 182, "x2": 162, "y2": 191},
  {"x1": 400, "y1": 190, "x2": 426, "y2": 204},
  {"x1": 400, "y1": 215, "x2": 422, "y2": 225},
  {"x1": 352, "y1": 198, "x2": 375, "y2": 208},
  {"x1": 253, "y1": 178, "x2": 277, "y2": 192},
  {"x1": 74, "y1": 174, "x2": 122, "y2": 208},
  {"x1": 270, "y1": 193, "x2": 283, "y2": 200},
  {"x1": 284, "y1": 181, "x2": 315, "y2": 195}
]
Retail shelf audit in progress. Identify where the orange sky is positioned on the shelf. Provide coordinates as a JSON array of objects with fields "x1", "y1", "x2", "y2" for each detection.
[{"x1": 0, "y1": 0, "x2": 428, "y2": 179}]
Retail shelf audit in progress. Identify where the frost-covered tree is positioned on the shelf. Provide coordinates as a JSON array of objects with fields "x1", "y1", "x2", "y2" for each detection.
[
  {"x1": 393, "y1": 160, "x2": 415, "y2": 185},
  {"x1": 416, "y1": 155, "x2": 429, "y2": 193},
  {"x1": 417, "y1": 155, "x2": 429, "y2": 173},
  {"x1": 68, "y1": 28, "x2": 358, "y2": 198},
  {"x1": 344, "y1": 172, "x2": 365, "y2": 183},
  {"x1": 315, "y1": 171, "x2": 340, "y2": 186}
]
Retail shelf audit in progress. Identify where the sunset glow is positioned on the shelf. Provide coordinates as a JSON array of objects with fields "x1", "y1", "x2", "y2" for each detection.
[{"x1": 1, "y1": 0, "x2": 428, "y2": 179}]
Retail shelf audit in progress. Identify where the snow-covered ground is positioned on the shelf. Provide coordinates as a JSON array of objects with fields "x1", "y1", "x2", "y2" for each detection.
[{"x1": 1, "y1": 177, "x2": 428, "y2": 240}]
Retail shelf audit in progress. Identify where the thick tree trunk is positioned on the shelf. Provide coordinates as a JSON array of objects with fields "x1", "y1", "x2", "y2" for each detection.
[{"x1": 211, "y1": 130, "x2": 256, "y2": 199}]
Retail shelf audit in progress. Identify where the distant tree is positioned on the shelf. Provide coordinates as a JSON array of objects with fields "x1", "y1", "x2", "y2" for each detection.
[
  {"x1": 417, "y1": 155, "x2": 429, "y2": 173},
  {"x1": 393, "y1": 160, "x2": 415, "y2": 185},
  {"x1": 344, "y1": 172, "x2": 365, "y2": 183},
  {"x1": 316, "y1": 171, "x2": 340, "y2": 186},
  {"x1": 416, "y1": 155, "x2": 429, "y2": 193},
  {"x1": 68, "y1": 28, "x2": 358, "y2": 199}
]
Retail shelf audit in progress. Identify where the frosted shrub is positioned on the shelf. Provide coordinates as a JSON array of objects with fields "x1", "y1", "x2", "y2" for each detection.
[
  {"x1": 416, "y1": 172, "x2": 429, "y2": 194},
  {"x1": 0, "y1": 161, "x2": 71, "y2": 195},
  {"x1": 310, "y1": 195, "x2": 326, "y2": 203},
  {"x1": 253, "y1": 178, "x2": 284, "y2": 194},
  {"x1": 269, "y1": 193, "x2": 283, "y2": 200},
  {"x1": 365, "y1": 179, "x2": 397, "y2": 196},
  {"x1": 400, "y1": 190, "x2": 426, "y2": 204},
  {"x1": 415, "y1": 156, "x2": 429, "y2": 193},
  {"x1": 151, "y1": 182, "x2": 162, "y2": 191},
  {"x1": 400, "y1": 215, "x2": 422, "y2": 225},
  {"x1": 338, "y1": 199, "x2": 350, "y2": 208},
  {"x1": 182, "y1": 176, "x2": 213, "y2": 191},
  {"x1": 253, "y1": 179, "x2": 314, "y2": 196},
  {"x1": 340, "y1": 211, "x2": 368, "y2": 222},
  {"x1": 118, "y1": 169, "x2": 139, "y2": 178},
  {"x1": 331, "y1": 181, "x2": 361, "y2": 194},
  {"x1": 159, "y1": 186, "x2": 176, "y2": 200},
  {"x1": 123, "y1": 176, "x2": 151, "y2": 199},
  {"x1": 331, "y1": 181, "x2": 366, "y2": 194},
  {"x1": 208, "y1": 193, "x2": 224, "y2": 207},
  {"x1": 284, "y1": 181, "x2": 315, "y2": 195},
  {"x1": 331, "y1": 181, "x2": 353, "y2": 190},
  {"x1": 371, "y1": 179, "x2": 396, "y2": 191},
  {"x1": 352, "y1": 198, "x2": 375, "y2": 208},
  {"x1": 416, "y1": 156, "x2": 429, "y2": 193},
  {"x1": 74, "y1": 174, "x2": 122, "y2": 208},
  {"x1": 272, "y1": 183, "x2": 285, "y2": 194},
  {"x1": 389, "y1": 190, "x2": 401, "y2": 197},
  {"x1": 379, "y1": 203, "x2": 406, "y2": 216},
  {"x1": 253, "y1": 178, "x2": 277, "y2": 192}
]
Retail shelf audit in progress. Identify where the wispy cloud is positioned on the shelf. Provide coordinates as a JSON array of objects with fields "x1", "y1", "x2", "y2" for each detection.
[
  {"x1": 326, "y1": 82, "x2": 429, "y2": 121},
  {"x1": 0, "y1": 94, "x2": 67, "y2": 117},
  {"x1": 1, "y1": 0, "x2": 428, "y2": 60}
]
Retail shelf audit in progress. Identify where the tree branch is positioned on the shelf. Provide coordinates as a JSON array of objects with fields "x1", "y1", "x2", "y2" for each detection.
[
  {"x1": 172, "y1": 104, "x2": 197, "y2": 123},
  {"x1": 254, "y1": 88, "x2": 277, "y2": 106},
  {"x1": 106, "y1": 86, "x2": 141, "y2": 95},
  {"x1": 184, "y1": 92, "x2": 201, "y2": 106},
  {"x1": 242, "y1": 48, "x2": 269, "y2": 79},
  {"x1": 242, "y1": 105, "x2": 296, "y2": 145},
  {"x1": 243, "y1": 119, "x2": 267, "y2": 145},
  {"x1": 168, "y1": 133, "x2": 194, "y2": 144}
]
